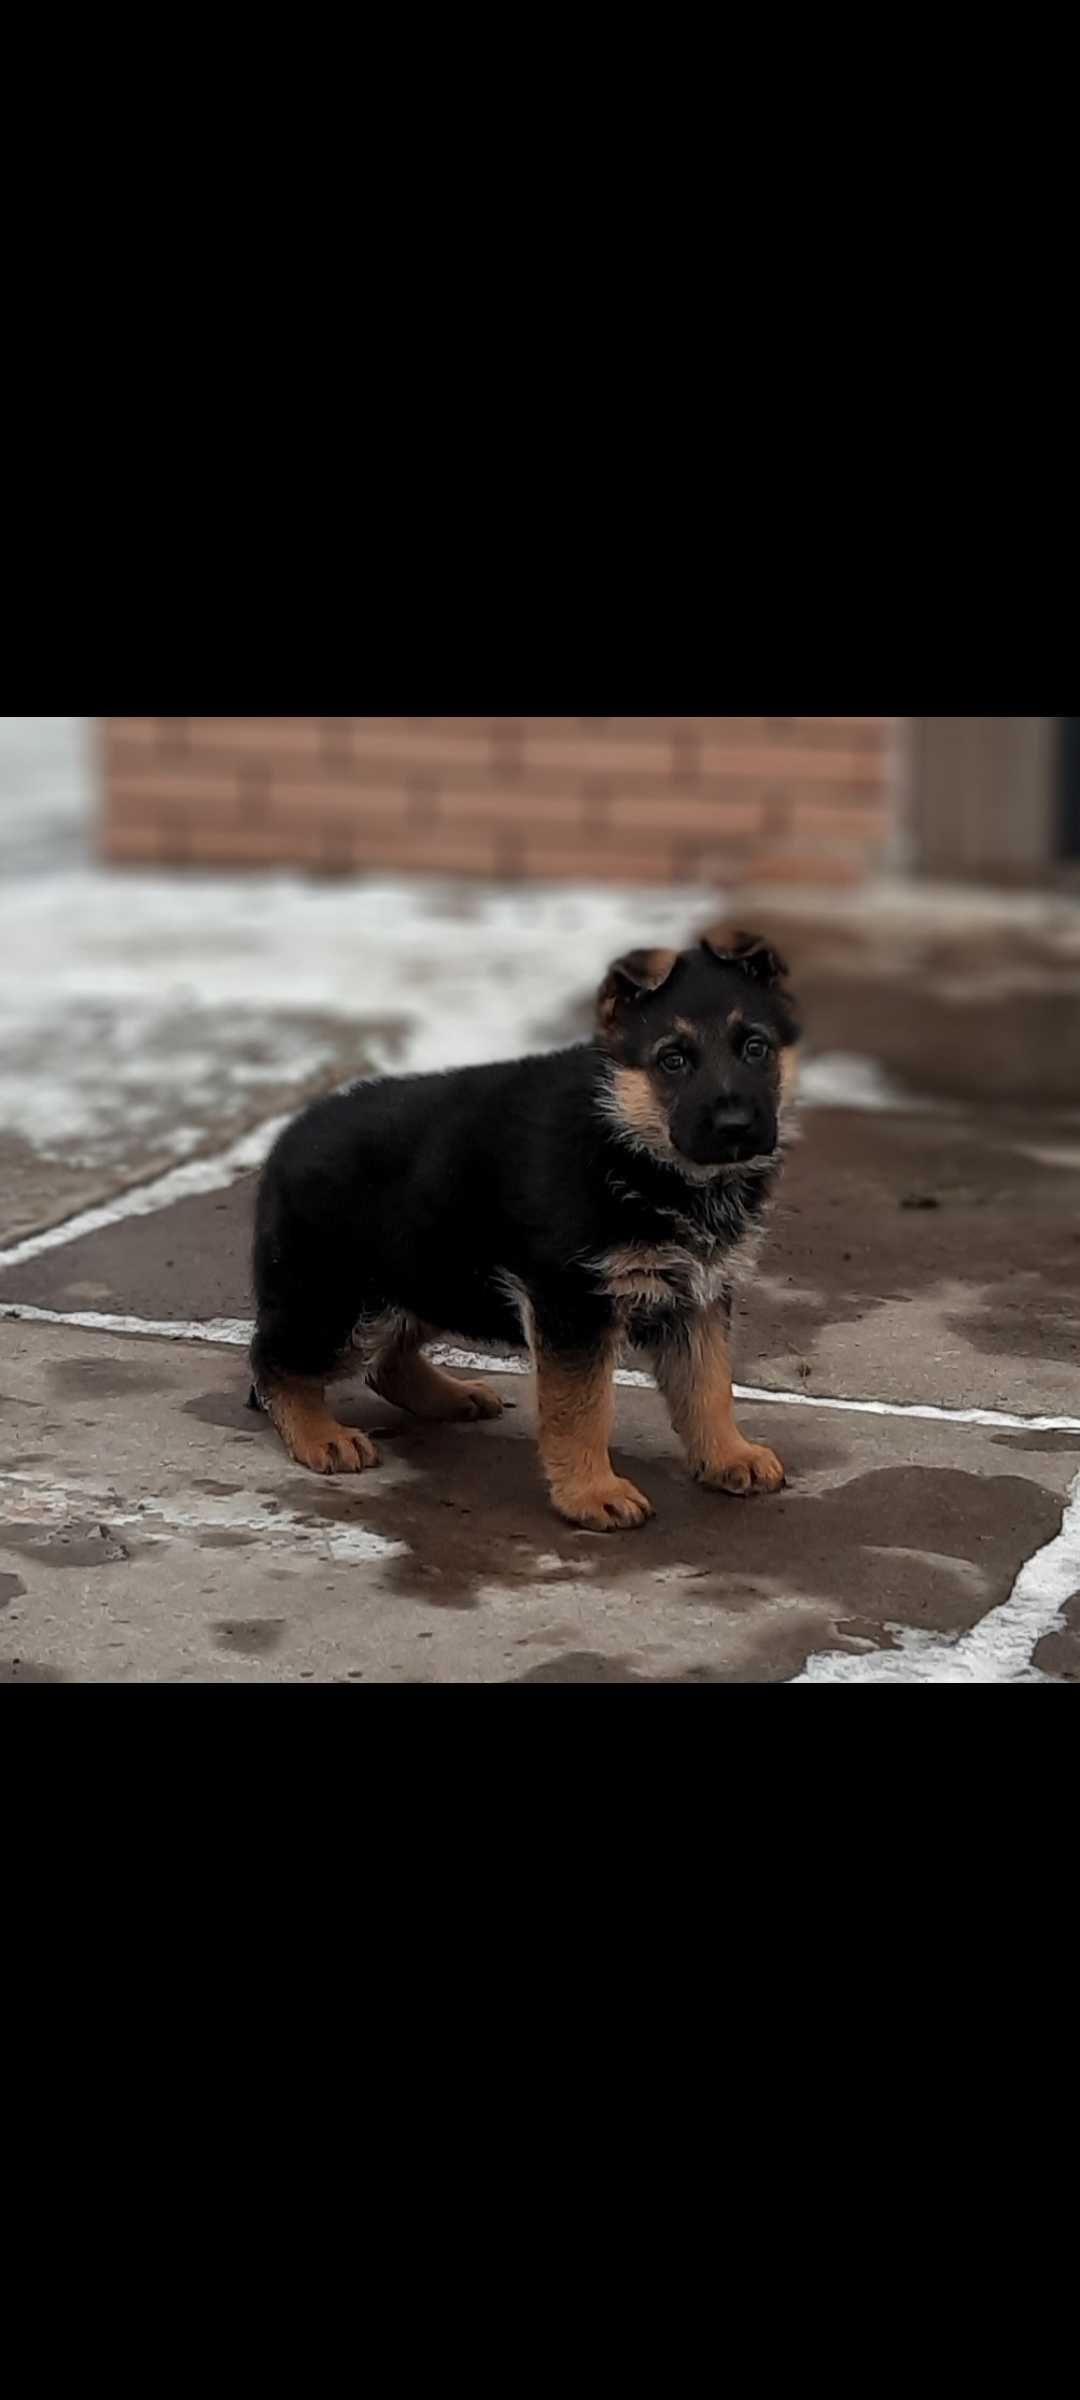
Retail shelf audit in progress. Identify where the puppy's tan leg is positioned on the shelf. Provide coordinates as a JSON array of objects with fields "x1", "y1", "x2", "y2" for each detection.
[
  {"x1": 373, "y1": 1344, "x2": 504, "y2": 1422},
  {"x1": 535, "y1": 1341, "x2": 653, "y2": 1530},
  {"x1": 653, "y1": 1312, "x2": 784, "y2": 1495},
  {"x1": 259, "y1": 1371, "x2": 380, "y2": 1476}
]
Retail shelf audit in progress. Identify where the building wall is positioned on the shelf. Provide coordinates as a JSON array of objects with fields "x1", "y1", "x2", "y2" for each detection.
[{"x1": 100, "y1": 717, "x2": 894, "y2": 885}]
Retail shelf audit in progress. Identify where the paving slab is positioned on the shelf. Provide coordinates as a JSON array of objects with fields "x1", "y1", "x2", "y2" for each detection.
[
  {"x1": 0, "y1": 1319, "x2": 1076, "y2": 1684},
  {"x1": 4, "y1": 1104, "x2": 1077, "y2": 1420}
]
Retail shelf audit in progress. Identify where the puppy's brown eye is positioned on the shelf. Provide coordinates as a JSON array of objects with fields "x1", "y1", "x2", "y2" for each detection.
[
  {"x1": 658, "y1": 1048, "x2": 688, "y2": 1074},
  {"x1": 743, "y1": 1035, "x2": 770, "y2": 1064}
]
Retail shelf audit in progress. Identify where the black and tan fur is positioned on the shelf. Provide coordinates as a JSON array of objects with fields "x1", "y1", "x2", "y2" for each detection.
[{"x1": 250, "y1": 928, "x2": 801, "y2": 1529}]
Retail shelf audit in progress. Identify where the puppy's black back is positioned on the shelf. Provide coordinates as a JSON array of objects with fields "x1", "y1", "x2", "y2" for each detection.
[{"x1": 253, "y1": 1047, "x2": 615, "y2": 1369}]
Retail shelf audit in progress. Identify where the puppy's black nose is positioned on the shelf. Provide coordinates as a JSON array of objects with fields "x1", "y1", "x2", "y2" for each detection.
[{"x1": 712, "y1": 1103, "x2": 754, "y2": 1139}]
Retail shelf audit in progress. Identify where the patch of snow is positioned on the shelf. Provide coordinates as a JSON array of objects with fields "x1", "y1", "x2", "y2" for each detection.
[
  {"x1": 798, "y1": 1051, "x2": 937, "y2": 1112},
  {"x1": 0, "y1": 1466, "x2": 409, "y2": 1567},
  {"x1": 1016, "y1": 1142, "x2": 1080, "y2": 1172},
  {"x1": 135, "y1": 1489, "x2": 409, "y2": 1565},
  {"x1": 0, "y1": 861, "x2": 715, "y2": 1175},
  {"x1": 0, "y1": 1304, "x2": 257, "y2": 1344},
  {"x1": 0, "y1": 991, "x2": 335, "y2": 1166}
]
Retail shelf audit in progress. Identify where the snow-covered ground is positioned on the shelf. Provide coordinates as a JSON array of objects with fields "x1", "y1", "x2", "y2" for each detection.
[{"x1": 0, "y1": 717, "x2": 960, "y2": 1187}]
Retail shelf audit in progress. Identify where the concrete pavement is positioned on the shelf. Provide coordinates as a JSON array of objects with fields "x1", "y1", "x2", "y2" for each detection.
[{"x1": 2, "y1": 1316, "x2": 1075, "y2": 1683}]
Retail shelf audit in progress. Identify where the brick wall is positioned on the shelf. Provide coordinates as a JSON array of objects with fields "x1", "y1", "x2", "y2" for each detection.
[{"x1": 100, "y1": 718, "x2": 895, "y2": 885}]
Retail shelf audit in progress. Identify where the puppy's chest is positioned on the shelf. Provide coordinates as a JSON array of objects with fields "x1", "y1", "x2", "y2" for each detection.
[{"x1": 588, "y1": 1207, "x2": 764, "y2": 1317}]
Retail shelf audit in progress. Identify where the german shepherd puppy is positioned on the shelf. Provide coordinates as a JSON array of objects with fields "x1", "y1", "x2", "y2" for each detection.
[{"x1": 250, "y1": 928, "x2": 800, "y2": 1530}]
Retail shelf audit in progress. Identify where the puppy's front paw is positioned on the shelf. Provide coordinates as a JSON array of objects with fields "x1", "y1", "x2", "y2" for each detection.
[
  {"x1": 695, "y1": 1442, "x2": 785, "y2": 1496},
  {"x1": 292, "y1": 1423, "x2": 381, "y2": 1476},
  {"x1": 551, "y1": 1474, "x2": 655, "y2": 1531}
]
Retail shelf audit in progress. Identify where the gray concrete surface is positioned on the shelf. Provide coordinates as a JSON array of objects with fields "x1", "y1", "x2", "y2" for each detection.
[
  {"x1": 0, "y1": 718, "x2": 1077, "y2": 1682},
  {"x1": 2, "y1": 1318, "x2": 1075, "y2": 1684}
]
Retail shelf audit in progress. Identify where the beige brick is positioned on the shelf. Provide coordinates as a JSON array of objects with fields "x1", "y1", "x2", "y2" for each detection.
[
  {"x1": 109, "y1": 769, "x2": 248, "y2": 821},
  {"x1": 436, "y1": 784, "x2": 590, "y2": 825},
  {"x1": 268, "y1": 779, "x2": 417, "y2": 828},
  {"x1": 603, "y1": 717, "x2": 888, "y2": 748},
  {"x1": 520, "y1": 731, "x2": 675, "y2": 778},
  {"x1": 697, "y1": 742, "x2": 887, "y2": 785},
  {"x1": 794, "y1": 721, "x2": 886, "y2": 759},
  {"x1": 366, "y1": 831, "x2": 507, "y2": 877},
  {"x1": 741, "y1": 850, "x2": 868, "y2": 887},
  {"x1": 346, "y1": 725, "x2": 496, "y2": 772},
  {"x1": 414, "y1": 759, "x2": 588, "y2": 800},
  {"x1": 433, "y1": 718, "x2": 611, "y2": 740},
  {"x1": 605, "y1": 717, "x2": 766, "y2": 742},
  {"x1": 104, "y1": 820, "x2": 169, "y2": 863},
  {"x1": 608, "y1": 794, "x2": 765, "y2": 836},
  {"x1": 203, "y1": 821, "x2": 342, "y2": 864},
  {"x1": 102, "y1": 718, "x2": 164, "y2": 754},
  {"x1": 520, "y1": 841, "x2": 675, "y2": 883},
  {"x1": 601, "y1": 717, "x2": 700, "y2": 736},
  {"x1": 787, "y1": 716, "x2": 888, "y2": 736},
  {"x1": 184, "y1": 718, "x2": 327, "y2": 758},
  {"x1": 337, "y1": 717, "x2": 427, "y2": 736},
  {"x1": 106, "y1": 781, "x2": 166, "y2": 823},
  {"x1": 98, "y1": 713, "x2": 899, "y2": 892},
  {"x1": 420, "y1": 716, "x2": 525, "y2": 735},
  {"x1": 783, "y1": 801, "x2": 891, "y2": 841}
]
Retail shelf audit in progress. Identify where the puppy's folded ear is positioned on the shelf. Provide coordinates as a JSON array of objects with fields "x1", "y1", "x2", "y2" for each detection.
[
  {"x1": 701, "y1": 926, "x2": 790, "y2": 985},
  {"x1": 597, "y1": 947, "x2": 679, "y2": 1030}
]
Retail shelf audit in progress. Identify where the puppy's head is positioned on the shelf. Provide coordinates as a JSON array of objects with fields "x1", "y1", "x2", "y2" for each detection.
[{"x1": 596, "y1": 930, "x2": 801, "y2": 1173}]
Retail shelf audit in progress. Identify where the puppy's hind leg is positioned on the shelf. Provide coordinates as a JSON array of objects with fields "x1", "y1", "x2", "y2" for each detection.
[
  {"x1": 371, "y1": 1321, "x2": 504, "y2": 1422},
  {"x1": 251, "y1": 1322, "x2": 380, "y2": 1476}
]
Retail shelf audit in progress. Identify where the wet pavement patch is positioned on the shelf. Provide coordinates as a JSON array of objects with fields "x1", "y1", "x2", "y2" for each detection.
[
  {"x1": 833, "y1": 1616, "x2": 900, "y2": 1652},
  {"x1": 48, "y1": 1355, "x2": 171, "y2": 1397},
  {"x1": 212, "y1": 1620, "x2": 286, "y2": 1657},
  {"x1": 1032, "y1": 1591, "x2": 1080, "y2": 1682},
  {"x1": 0, "y1": 1518, "x2": 131, "y2": 1568},
  {"x1": 183, "y1": 1387, "x2": 258, "y2": 1433},
  {"x1": 0, "y1": 1658, "x2": 66, "y2": 1682},
  {"x1": 254, "y1": 1425, "x2": 1061, "y2": 1668},
  {"x1": 738, "y1": 1110, "x2": 1080, "y2": 1394},
  {"x1": 514, "y1": 1650, "x2": 755, "y2": 1684},
  {"x1": 989, "y1": 1431, "x2": 1080, "y2": 1455},
  {"x1": 515, "y1": 1651, "x2": 649, "y2": 1683}
]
